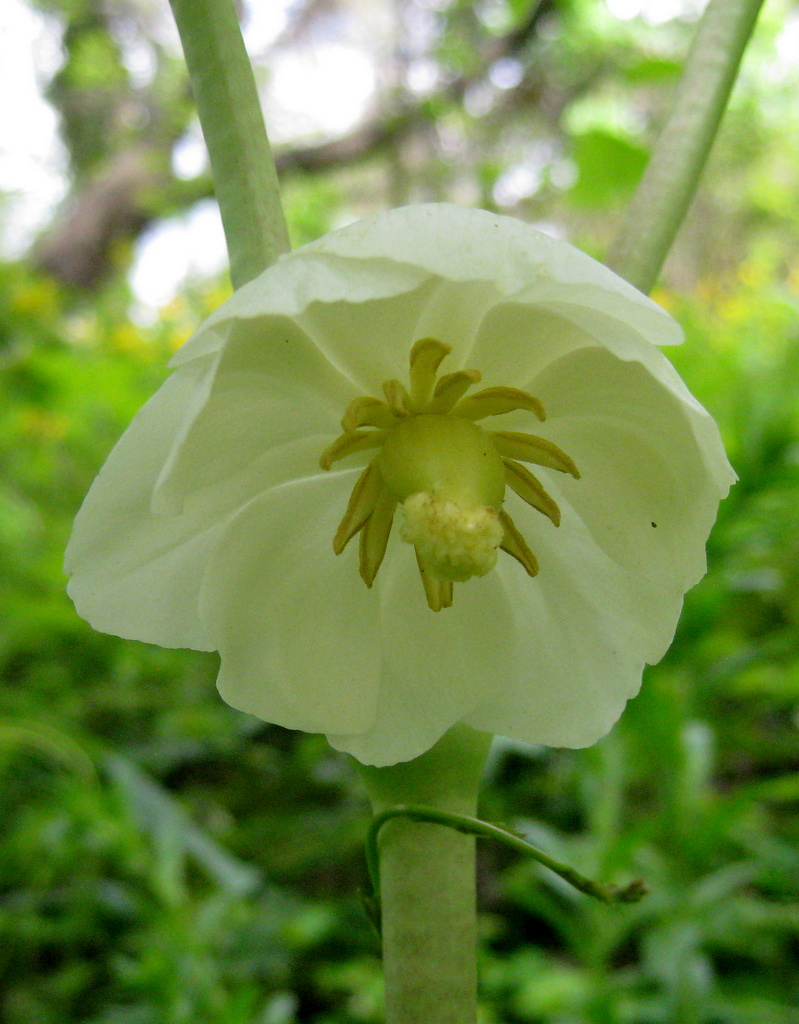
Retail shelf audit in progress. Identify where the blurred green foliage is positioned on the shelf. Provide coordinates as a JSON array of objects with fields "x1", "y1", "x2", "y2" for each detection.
[{"x1": 3, "y1": 0, "x2": 799, "y2": 1021}]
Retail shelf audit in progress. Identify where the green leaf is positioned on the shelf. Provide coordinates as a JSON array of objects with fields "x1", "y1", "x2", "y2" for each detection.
[
  {"x1": 106, "y1": 754, "x2": 261, "y2": 896},
  {"x1": 569, "y1": 130, "x2": 649, "y2": 208}
]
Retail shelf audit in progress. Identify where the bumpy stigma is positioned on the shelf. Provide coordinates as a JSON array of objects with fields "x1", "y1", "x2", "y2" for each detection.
[{"x1": 319, "y1": 338, "x2": 579, "y2": 611}]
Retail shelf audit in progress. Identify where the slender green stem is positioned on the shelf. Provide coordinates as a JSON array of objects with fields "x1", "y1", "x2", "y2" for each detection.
[
  {"x1": 168, "y1": 0, "x2": 290, "y2": 288},
  {"x1": 607, "y1": 0, "x2": 765, "y2": 293},
  {"x1": 365, "y1": 805, "x2": 647, "y2": 911},
  {"x1": 357, "y1": 727, "x2": 492, "y2": 1024}
]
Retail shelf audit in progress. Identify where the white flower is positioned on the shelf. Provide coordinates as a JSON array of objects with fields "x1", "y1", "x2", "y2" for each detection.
[{"x1": 65, "y1": 204, "x2": 735, "y2": 766}]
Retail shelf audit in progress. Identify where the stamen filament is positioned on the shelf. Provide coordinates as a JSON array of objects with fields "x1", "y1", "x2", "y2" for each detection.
[{"x1": 490, "y1": 430, "x2": 580, "y2": 478}]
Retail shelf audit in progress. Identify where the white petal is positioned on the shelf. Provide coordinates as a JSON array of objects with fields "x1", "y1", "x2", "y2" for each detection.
[
  {"x1": 468, "y1": 296, "x2": 681, "y2": 391},
  {"x1": 295, "y1": 277, "x2": 501, "y2": 392},
  {"x1": 170, "y1": 205, "x2": 679, "y2": 380},
  {"x1": 170, "y1": 253, "x2": 429, "y2": 367},
  {"x1": 65, "y1": 361, "x2": 332, "y2": 649},
  {"x1": 153, "y1": 314, "x2": 353, "y2": 512},
  {"x1": 199, "y1": 472, "x2": 382, "y2": 736},
  {"x1": 464, "y1": 542, "x2": 654, "y2": 748},
  {"x1": 311, "y1": 205, "x2": 678, "y2": 345},
  {"x1": 65, "y1": 360, "x2": 220, "y2": 649},
  {"x1": 327, "y1": 534, "x2": 518, "y2": 766},
  {"x1": 294, "y1": 280, "x2": 446, "y2": 394},
  {"x1": 534, "y1": 344, "x2": 734, "y2": 594},
  {"x1": 463, "y1": 345, "x2": 734, "y2": 749}
]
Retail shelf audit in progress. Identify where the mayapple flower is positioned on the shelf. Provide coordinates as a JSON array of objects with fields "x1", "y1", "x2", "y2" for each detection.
[{"x1": 65, "y1": 204, "x2": 735, "y2": 766}]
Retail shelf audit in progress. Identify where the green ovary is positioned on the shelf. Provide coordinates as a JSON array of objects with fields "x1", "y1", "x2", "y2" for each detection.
[
  {"x1": 378, "y1": 415, "x2": 506, "y2": 582},
  {"x1": 378, "y1": 415, "x2": 506, "y2": 510}
]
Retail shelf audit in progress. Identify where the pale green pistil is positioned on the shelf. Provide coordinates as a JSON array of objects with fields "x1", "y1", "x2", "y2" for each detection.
[{"x1": 319, "y1": 338, "x2": 579, "y2": 611}]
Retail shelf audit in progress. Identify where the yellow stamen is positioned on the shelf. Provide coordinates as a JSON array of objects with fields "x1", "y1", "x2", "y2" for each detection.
[
  {"x1": 382, "y1": 379, "x2": 412, "y2": 417},
  {"x1": 498, "y1": 510, "x2": 539, "y2": 577},
  {"x1": 320, "y1": 429, "x2": 386, "y2": 470},
  {"x1": 416, "y1": 550, "x2": 454, "y2": 612},
  {"x1": 504, "y1": 460, "x2": 561, "y2": 526},
  {"x1": 454, "y1": 386, "x2": 546, "y2": 422},
  {"x1": 359, "y1": 487, "x2": 397, "y2": 586},
  {"x1": 426, "y1": 370, "x2": 482, "y2": 414},
  {"x1": 490, "y1": 430, "x2": 580, "y2": 478},
  {"x1": 341, "y1": 396, "x2": 398, "y2": 432},
  {"x1": 408, "y1": 337, "x2": 451, "y2": 409},
  {"x1": 333, "y1": 460, "x2": 384, "y2": 554}
]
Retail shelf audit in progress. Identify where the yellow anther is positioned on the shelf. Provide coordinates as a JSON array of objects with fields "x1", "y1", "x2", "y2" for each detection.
[
  {"x1": 415, "y1": 550, "x2": 454, "y2": 612},
  {"x1": 359, "y1": 487, "x2": 397, "y2": 586},
  {"x1": 426, "y1": 370, "x2": 482, "y2": 414},
  {"x1": 333, "y1": 460, "x2": 384, "y2": 554},
  {"x1": 319, "y1": 429, "x2": 387, "y2": 470},
  {"x1": 504, "y1": 460, "x2": 561, "y2": 526},
  {"x1": 498, "y1": 510, "x2": 539, "y2": 577},
  {"x1": 454, "y1": 386, "x2": 545, "y2": 422},
  {"x1": 341, "y1": 396, "x2": 398, "y2": 432},
  {"x1": 490, "y1": 430, "x2": 579, "y2": 478},
  {"x1": 408, "y1": 337, "x2": 452, "y2": 409},
  {"x1": 382, "y1": 379, "x2": 413, "y2": 417}
]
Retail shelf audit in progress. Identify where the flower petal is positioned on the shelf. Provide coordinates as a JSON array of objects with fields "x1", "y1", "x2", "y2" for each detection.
[
  {"x1": 462, "y1": 344, "x2": 734, "y2": 749},
  {"x1": 312, "y1": 206, "x2": 677, "y2": 344},
  {"x1": 463, "y1": 538, "x2": 657, "y2": 748},
  {"x1": 170, "y1": 255, "x2": 430, "y2": 367},
  {"x1": 153, "y1": 314, "x2": 354, "y2": 513},
  {"x1": 327, "y1": 537, "x2": 518, "y2": 765},
  {"x1": 65, "y1": 358, "x2": 333, "y2": 651},
  {"x1": 531, "y1": 344, "x2": 735, "y2": 595},
  {"x1": 171, "y1": 205, "x2": 679, "y2": 391},
  {"x1": 199, "y1": 473, "x2": 382, "y2": 736},
  {"x1": 468, "y1": 296, "x2": 679, "y2": 395},
  {"x1": 67, "y1": 203, "x2": 733, "y2": 767},
  {"x1": 65, "y1": 360, "x2": 220, "y2": 650}
]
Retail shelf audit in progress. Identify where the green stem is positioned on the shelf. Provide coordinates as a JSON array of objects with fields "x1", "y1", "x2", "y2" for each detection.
[
  {"x1": 606, "y1": 0, "x2": 765, "y2": 293},
  {"x1": 168, "y1": 0, "x2": 290, "y2": 288},
  {"x1": 357, "y1": 726, "x2": 492, "y2": 1024}
]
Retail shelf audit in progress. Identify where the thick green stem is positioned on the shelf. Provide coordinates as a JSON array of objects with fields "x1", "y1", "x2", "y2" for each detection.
[
  {"x1": 357, "y1": 726, "x2": 492, "y2": 1024},
  {"x1": 607, "y1": 0, "x2": 765, "y2": 293},
  {"x1": 168, "y1": 0, "x2": 290, "y2": 288}
]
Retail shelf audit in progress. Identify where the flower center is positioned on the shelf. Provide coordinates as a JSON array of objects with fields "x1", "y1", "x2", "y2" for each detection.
[{"x1": 319, "y1": 338, "x2": 579, "y2": 611}]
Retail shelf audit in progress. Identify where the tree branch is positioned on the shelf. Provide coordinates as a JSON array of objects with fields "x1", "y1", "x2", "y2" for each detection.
[{"x1": 31, "y1": 0, "x2": 556, "y2": 290}]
